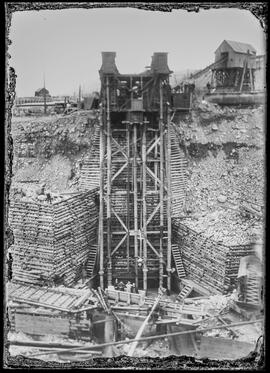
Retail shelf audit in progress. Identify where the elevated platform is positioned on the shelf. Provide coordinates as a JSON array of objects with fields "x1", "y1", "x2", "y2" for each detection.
[
  {"x1": 8, "y1": 282, "x2": 96, "y2": 312},
  {"x1": 205, "y1": 91, "x2": 265, "y2": 106},
  {"x1": 7, "y1": 282, "x2": 97, "y2": 341}
]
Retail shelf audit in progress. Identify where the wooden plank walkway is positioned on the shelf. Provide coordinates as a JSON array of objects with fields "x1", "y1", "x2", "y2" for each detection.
[{"x1": 8, "y1": 282, "x2": 96, "y2": 312}]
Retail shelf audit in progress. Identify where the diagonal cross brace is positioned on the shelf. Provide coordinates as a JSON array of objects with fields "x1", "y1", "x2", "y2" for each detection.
[
  {"x1": 146, "y1": 166, "x2": 167, "y2": 191},
  {"x1": 112, "y1": 162, "x2": 128, "y2": 182},
  {"x1": 146, "y1": 238, "x2": 162, "y2": 259},
  {"x1": 146, "y1": 136, "x2": 160, "y2": 156},
  {"x1": 146, "y1": 202, "x2": 161, "y2": 226},
  {"x1": 111, "y1": 137, "x2": 128, "y2": 160},
  {"x1": 111, "y1": 233, "x2": 128, "y2": 256},
  {"x1": 111, "y1": 207, "x2": 128, "y2": 232}
]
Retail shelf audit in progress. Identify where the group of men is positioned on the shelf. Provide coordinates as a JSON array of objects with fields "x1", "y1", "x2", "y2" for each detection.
[{"x1": 114, "y1": 279, "x2": 136, "y2": 293}]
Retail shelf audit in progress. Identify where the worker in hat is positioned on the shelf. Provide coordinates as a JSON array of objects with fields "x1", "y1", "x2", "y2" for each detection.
[{"x1": 125, "y1": 281, "x2": 132, "y2": 293}]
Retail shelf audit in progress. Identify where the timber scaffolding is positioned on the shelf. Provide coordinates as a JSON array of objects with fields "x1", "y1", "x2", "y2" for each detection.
[
  {"x1": 95, "y1": 52, "x2": 188, "y2": 293},
  {"x1": 79, "y1": 52, "x2": 257, "y2": 296}
]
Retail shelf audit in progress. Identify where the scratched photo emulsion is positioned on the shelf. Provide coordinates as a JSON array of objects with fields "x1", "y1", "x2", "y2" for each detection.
[{"x1": 5, "y1": 4, "x2": 265, "y2": 366}]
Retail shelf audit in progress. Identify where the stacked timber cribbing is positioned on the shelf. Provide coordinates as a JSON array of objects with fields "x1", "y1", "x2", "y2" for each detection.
[
  {"x1": 172, "y1": 219, "x2": 254, "y2": 294},
  {"x1": 8, "y1": 189, "x2": 99, "y2": 286},
  {"x1": 226, "y1": 245, "x2": 256, "y2": 287}
]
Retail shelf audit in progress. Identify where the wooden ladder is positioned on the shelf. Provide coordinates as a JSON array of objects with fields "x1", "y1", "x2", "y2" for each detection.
[
  {"x1": 177, "y1": 283, "x2": 193, "y2": 302},
  {"x1": 245, "y1": 273, "x2": 261, "y2": 305},
  {"x1": 171, "y1": 244, "x2": 186, "y2": 278},
  {"x1": 86, "y1": 244, "x2": 98, "y2": 278}
]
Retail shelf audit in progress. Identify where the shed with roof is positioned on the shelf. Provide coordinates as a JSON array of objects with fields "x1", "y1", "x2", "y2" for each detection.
[{"x1": 215, "y1": 40, "x2": 256, "y2": 69}]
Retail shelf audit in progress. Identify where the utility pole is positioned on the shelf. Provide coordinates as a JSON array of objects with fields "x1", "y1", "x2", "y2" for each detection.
[
  {"x1": 79, "y1": 84, "x2": 82, "y2": 108},
  {"x1": 106, "y1": 76, "x2": 112, "y2": 287},
  {"x1": 43, "y1": 73, "x2": 47, "y2": 115},
  {"x1": 159, "y1": 79, "x2": 164, "y2": 289}
]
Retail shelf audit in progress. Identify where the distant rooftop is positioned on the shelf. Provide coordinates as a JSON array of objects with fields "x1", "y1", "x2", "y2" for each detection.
[
  {"x1": 35, "y1": 87, "x2": 49, "y2": 92},
  {"x1": 217, "y1": 40, "x2": 256, "y2": 54}
]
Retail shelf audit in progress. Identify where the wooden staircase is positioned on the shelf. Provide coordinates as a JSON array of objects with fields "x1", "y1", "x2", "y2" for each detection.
[
  {"x1": 86, "y1": 244, "x2": 98, "y2": 278},
  {"x1": 177, "y1": 283, "x2": 193, "y2": 302},
  {"x1": 170, "y1": 126, "x2": 188, "y2": 217},
  {"x1": 245, "y1": 272, "x2": 262, "y2": 305},
  {"x1": 79, "y1": 124, "x2": 101, "y2": 191},
  {"x1": 171, "y1": 244, "x2": 186, "y2": 278}
]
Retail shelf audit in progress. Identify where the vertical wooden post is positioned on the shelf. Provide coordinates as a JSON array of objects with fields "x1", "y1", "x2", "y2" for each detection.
[
  {"x1": 79, "y1": 85, "x2": 82, "y2": 108},
  {"x1": 210, "y1": 70, "x2": 215, "y2": 88},
  {"x1": 239, "y1": 60, "x2": 247, "y2": 92},
  {"x1": 166, "y1": 105, "x2": 172, "y2": 292},
  {"x1": 126, "y1": 122, "x2": 131, "y2": 271},
  {"x1": 43, "y1": 92, "x2": 47, "y2": 115},
  {"x1": 127, "y1": 292, "x2": 162, "y2": 356},
  {"x1": 159, "y1": 79, "x2": 164, "y2": 289},
  {"x1": 106, "y1": 76, "x2": 112, "y2": 286},
  {"x1": 142, "y1": 118, "x2": 148, "y2": 292},
  {"x1": 104, "y1": 314, "x2": 115, "y2": 357},
  {"x1": 249, "y1": 67, "x2": 254, "y2": 91},
  {"x1": 154, "y1": 131, "x2": 158, "y2": 191},
  {"x1": 133, "y1": 123, "x2": 139, "y2": 290},
  {"x1": 99, "y1": 101, "x2": 104, "y2": 289},
  {"x1": 139, "y1": 127, "x2": 143, "y2": 262}
]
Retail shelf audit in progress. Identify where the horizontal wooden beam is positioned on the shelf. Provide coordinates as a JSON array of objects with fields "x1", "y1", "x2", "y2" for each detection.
[{"x1": 18, "y1": 319, "x2": 263, "y2": 357}]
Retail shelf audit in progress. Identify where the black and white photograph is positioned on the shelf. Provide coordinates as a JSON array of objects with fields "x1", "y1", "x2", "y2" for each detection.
[{"x1": 4, "y1": 2, "x2": 266, "y2": 369}]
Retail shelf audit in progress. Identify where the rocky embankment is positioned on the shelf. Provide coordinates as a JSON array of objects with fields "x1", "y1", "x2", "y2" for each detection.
[
  {"x1": 10, "y1": 111, "x2": 98, "y2": 200},
  {"x1": 174, "y1": 102, "x2": 265, "y2": 246}
]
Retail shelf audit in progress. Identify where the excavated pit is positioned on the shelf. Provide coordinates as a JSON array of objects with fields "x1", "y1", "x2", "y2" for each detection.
[
  {"x1": 7, "y1": 103, "x2": 264, "y2": 360},
  {"x1": 9, "y1": 104, "x2": 264, "y2": 266}
]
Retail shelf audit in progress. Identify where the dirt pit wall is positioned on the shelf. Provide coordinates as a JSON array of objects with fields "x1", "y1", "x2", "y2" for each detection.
[
  {"x1": 11, "y1": 111, "x2": 99, "y2": 194},
  {"x1": 173, "y1": 103, "x2": 265, "y2": 247}
]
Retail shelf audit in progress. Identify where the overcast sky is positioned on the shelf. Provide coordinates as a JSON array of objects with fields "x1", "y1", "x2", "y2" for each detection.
[{"x1": 9, "y1": 6, "x2": 266, "y2": 97}]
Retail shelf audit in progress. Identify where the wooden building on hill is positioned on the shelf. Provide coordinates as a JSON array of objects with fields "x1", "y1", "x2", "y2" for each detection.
[
  {"x1": 35, "y1": 87, "x2": 50, "y2": 97},
  {"x1": 212, "y1": 40, "x2": 257, "y2": 92}
]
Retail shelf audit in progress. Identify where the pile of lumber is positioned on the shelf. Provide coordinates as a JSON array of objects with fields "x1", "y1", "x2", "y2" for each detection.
[
  {"x1": 173, "y1": 219, "x2": 254, "y2": 293},
  {"x1": 8, "y1": 283, "x2": 97, "y2": 341},
  {"x1": 8, "y1": 189, "x2": 99, "y2": 287},
  {"x1": 105, "y1": 288, "x2": 208, "y2": 320}
]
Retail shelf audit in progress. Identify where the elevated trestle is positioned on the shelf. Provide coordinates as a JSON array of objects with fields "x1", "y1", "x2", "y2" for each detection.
[{"x1": 98, "y1": 52, "x2": 173, "y2": 293}]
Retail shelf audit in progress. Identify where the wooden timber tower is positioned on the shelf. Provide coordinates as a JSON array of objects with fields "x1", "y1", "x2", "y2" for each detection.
[{"x1": 98, "y1": 52, "x2": 173, "y2": 293}]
